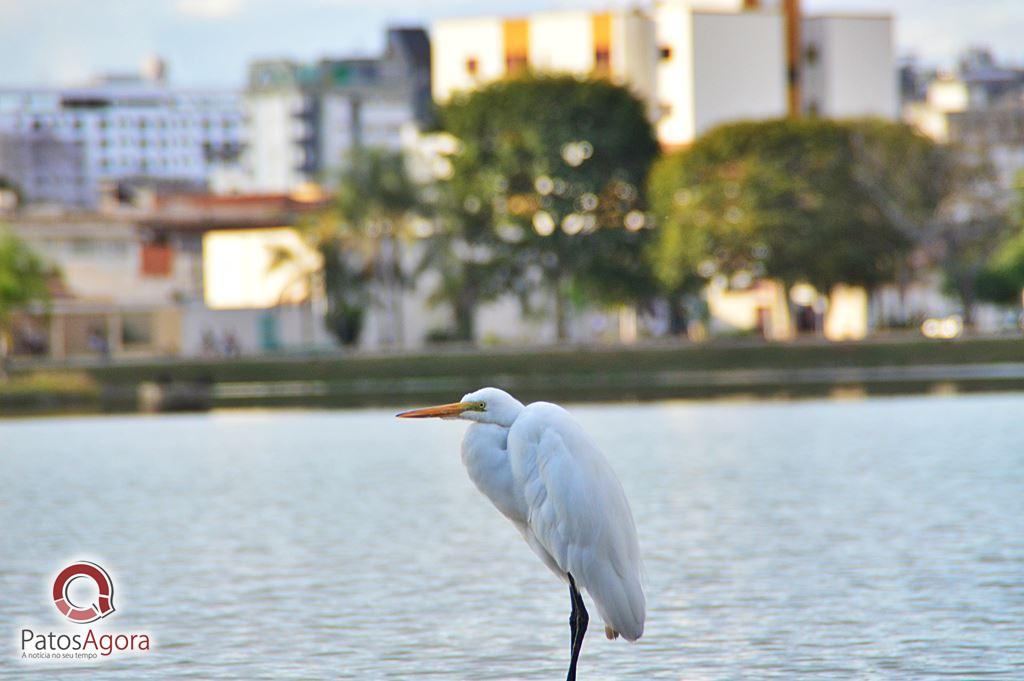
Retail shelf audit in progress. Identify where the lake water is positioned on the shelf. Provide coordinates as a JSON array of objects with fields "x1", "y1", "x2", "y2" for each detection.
[{"x1": 1, "y1": 394, "x2": 1023, "y2": 679}]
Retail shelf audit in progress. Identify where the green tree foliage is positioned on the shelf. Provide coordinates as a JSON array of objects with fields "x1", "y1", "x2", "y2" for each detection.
[
  {"x1": 977, "y1": 171, "x2": 1024, "y2": 306},
  {"x1": 849, "y1": 123, "x2": 1009, "y2": 324},
  {"x1": 976, "y1": 230, "x2": 1024, "y2": 305},
  {"x1": 414, "y1": 148, "x2": 514, "y2": 342},
  {"x1": 306, "y1": 149, "x2": 420, "y2": 346},
  {"x1": 0, "y1": 229, "x2": 50, "y2": 376},
  {"x1": 0, "y1": 229, "x2": 49, "y2": 322},
  {"x1": 648, "y1": 119, "x2": 942, "y2": 305},
  {"x1": 437, "y1": 74, "x2": 660, "y2": 339}
]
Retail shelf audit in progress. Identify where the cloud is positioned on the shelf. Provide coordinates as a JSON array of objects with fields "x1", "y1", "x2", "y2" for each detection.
[{"x1": 175, "y1": 0, "x2": 246, "y2": 20}]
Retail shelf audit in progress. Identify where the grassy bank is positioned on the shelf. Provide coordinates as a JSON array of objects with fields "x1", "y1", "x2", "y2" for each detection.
[
  {"x1": 0, "y1": 370, "x2": 101, "y2": 415},
  {"x1": 3, "y1": 335, "x2": 1022, "y2": 415}
]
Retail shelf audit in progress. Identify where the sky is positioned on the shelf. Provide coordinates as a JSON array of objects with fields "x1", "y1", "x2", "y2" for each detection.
[{"x1": 0, "y1": 0, "x2": 1021, "y2": 89}]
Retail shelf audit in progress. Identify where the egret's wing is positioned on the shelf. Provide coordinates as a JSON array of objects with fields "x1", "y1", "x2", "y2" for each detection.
[{"x1": 508, "y1": 403, "x2": 645, "y2": 641}]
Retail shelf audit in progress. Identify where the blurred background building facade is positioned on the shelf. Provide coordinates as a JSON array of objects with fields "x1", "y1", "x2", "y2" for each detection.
[
  {"x1": 432, "y1": 1, "x2": 895, "y2": 147},
  {"x1": 903, "y1": 47, "x2": 1024, "y2": 190},
  {"x1": 0, "y1": 58, "x2": 242, "y2": 208},
  {"x1": 240, "y1": 28, "x2": 431, "y2": 193},
  {"x1": 432, "y1": 9, "x2": 658, "y2": 116},
  {"x1": 4, "y1": 1, "x2": 1024, "y2": 360},
  {"x1": 4, "y1": 191, "x2": 333, "y2": 359}
]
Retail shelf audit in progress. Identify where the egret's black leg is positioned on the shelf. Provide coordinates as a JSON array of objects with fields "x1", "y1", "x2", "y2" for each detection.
[
  {"x1": 566, "y1": 574, "x2": 589, "y2": 681},
  {"x1": 568, "y1": 578, "x2": 578, "y2": 656}
]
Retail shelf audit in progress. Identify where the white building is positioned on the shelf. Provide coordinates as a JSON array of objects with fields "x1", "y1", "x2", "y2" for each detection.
[
  {"x1": 7, "y1": 211, "x2": 196, "y2": 357},
  {"x1": 432, "y1": 2, "x2": 896, "y2": 148},
  {"x1": 240, "y1": 60, "x2": 314, "y2": 193},
  {"x1": 5, "y1": 192, "x2": 335, "y2": 359},
  {"x1": 655, "y1": 0, "x2": 788, "y2": 146},
  {"x1": 801, "y1": 14, "x2": 897, "y2": 119},
  {"x1": 431, "y1": 9, "x2": 658, "y2": 115},
  {"x1": 241, "y1": 28, "x2": 431, "y2": 193},
  {"x1": 0, "y1": 60, "x2": 242, "y2": 208}
]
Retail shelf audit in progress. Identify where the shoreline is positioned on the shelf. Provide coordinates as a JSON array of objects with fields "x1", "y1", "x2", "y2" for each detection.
[{"x1": 3, "y1": 335, "x2": 1023, "y2": 416}]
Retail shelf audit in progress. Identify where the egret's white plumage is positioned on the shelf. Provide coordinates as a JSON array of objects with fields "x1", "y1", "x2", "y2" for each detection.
[{"x1": 408, "y1": 387, "x2": 645, "y2": 645}]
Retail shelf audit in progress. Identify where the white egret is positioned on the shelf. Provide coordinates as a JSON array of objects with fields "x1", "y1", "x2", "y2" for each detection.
[{"x1": 397, "y1": 387, "x2": 644, "y2": 680}]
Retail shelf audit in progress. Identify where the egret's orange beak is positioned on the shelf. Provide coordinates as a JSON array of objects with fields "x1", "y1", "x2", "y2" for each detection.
[{"x1": 396, "y1": 401, "x2": 480, "y2": 419}]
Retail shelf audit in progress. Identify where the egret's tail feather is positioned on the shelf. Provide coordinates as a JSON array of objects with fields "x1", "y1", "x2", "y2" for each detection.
[{"x1": 583, "y1": 562, "x2": 645, "y2": 642}]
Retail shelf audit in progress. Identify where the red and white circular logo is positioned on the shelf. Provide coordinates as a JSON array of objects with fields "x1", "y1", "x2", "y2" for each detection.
[{"x1": 52, "y1": 561, "x2": 116, "y2": 624}]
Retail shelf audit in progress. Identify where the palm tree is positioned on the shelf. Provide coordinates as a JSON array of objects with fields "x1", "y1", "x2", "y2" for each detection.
[
  {"x1": 269, "y1": 219, "x2": 371, "y2": 348},
  {"x1": 298, "y1": 149, "x2": 420, "y2": 348},
  {"x1": 336, "y1": 149, "x2": 419, "y2": 346},
  {"x1": 416, "y1": 173, "x2": 513, "y2": 343}
]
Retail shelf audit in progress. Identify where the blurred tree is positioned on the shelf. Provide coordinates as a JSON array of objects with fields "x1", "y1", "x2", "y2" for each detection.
[
  {"x1": 291, "y1": 149, "x2": 419, "y2": 347},
  {"x1": 0, "y1": 230, "x2": 50, "y2": 378},
  {"x1": 976, "y1": 171, "x2": 1024, "y2": 308},
  {"x1": 976, "y1": 230, "x2": 1024, "y2": 306},
  {"x1": 414, "y1": 153, "x2": 513, "y2": 343},
  {"x1": 438, "y1": 74, "x2": 660, "y2": 339},
  {"x1": 851, "y1": 127, "x2": 1010, "y2": 326},
  {"x1": 649, "y1": 119, "x2": 921, "y2": 329}
]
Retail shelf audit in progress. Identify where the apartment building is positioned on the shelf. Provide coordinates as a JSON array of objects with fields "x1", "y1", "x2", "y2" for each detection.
[
  {"x1": 432, "y1": 1, "x2": 896, "y2": 147},
  {"x1": 242, "y1": 28, "x2": 431, "y2": 193},
  {"x1": 0, "y1": 58, "x2": 242, "y2": 207},
  {"x1": 432, "y1": 9, "x2": 657, "y2": 114},
  {"x1": 801, "y1": 14, "x2": 897, "y2": 119}
]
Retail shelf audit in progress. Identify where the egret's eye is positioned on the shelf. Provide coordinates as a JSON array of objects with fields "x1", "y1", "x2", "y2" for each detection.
[{"x1": 470, "y1": 401, "x2": 487, "y2": 412}]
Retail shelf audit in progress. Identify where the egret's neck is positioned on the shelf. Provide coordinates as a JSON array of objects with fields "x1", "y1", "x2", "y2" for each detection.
[{"x1": 461, "y1": 422, "x2": 526, "y2": 524}]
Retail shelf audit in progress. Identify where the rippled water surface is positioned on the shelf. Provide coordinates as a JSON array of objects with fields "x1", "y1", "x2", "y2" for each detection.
[{"x1": 2, "y1": 394, "x2": 1023, "y2": 679}]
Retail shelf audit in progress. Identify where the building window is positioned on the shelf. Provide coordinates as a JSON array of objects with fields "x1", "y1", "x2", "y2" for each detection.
[
  {"x1": 466, "y1": 57, "x2": 479, "y2": 76},
  {"x1": 659, "y1": 46, "x2": 672, "y2": 61},
  {"x1": 594, "y1": 48, "x2": 611, "y2": 73}
]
